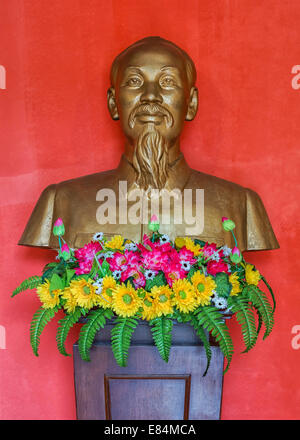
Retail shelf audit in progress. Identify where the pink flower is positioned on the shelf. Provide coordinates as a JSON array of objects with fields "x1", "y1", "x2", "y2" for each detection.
[
  {"x1": 178, "y1": 247, "x2": 197, "y2": 264},
  {"x1": 202, "y1": 242, "x2": 222, "y2": 258},
  {"x1": 75, "y1": 241, "x2": 102, "y2": 274},
  {"x1": 107, "y1": 252, "x2": 128, "y2": 271},
  {"x1": 121, "y1": 267, "x2": 146, "y2": 288},
  {"x1": 164, "y1": 262, "x2": 186, "y2": 287},
  {"x1": 206, "y1": 260, "x2": 230, "y2": 276},
  {"x1": 142, "y1": 249, "x2": 170, "y2": 271}
]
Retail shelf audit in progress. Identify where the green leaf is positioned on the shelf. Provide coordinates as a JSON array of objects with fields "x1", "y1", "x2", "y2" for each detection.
[
  {"x1": 78, "y1": 308, "x2": 113, "y2": 361},
  {"x1": 149, "y1": 316, "x2": 173, "y2": 363},
  {"x1": 243, "y1": 285, "x2": 274, "y2": 339},
  {"x1": 66, "y1": 269, "x2": 76, "y2": 285},
  {"x1": 227, "y1": 296, "x2": 258, "y2": 352},
  {"x1": 194, "y1": 239, "x2": 206, "y2": 247},
  {"x1": 49, "y1": 273, "x2": 64, "y2": 292},
  {"x1": 56, "y1": 308, "x2": 83, "y2": 356},
  {"x1": 195, "y1": 306, "x2": 234, "y2": 374},
  {"x1": 101, "y1": 260, "x2": 110, "y2": 274},
  {"x1": 215, "y1": 272, "x2": 232, "y2": 298},
  {"x1": 261, "y1": 275, "x2": 276, "y2": 313},
  {"x1": 111, "y1": 317, "x2": 139, "y2": 367},
  {"x1": 190, "y1": 315, "x2": 212, "y2": 376},
  {"x1": 145, "y1": 272, "x2": 166, "y2": 291},
  {"x1": 30, "y1": 306, "x2": 58, "y2": 356},
  {"x1": 12, "y1": 276, "x2": 43, "y2": 297}
]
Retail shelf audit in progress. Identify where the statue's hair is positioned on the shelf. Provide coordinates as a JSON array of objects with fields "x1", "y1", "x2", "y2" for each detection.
[{"x1": 110, "y1": 36, "x2": 196, "y2": 89}]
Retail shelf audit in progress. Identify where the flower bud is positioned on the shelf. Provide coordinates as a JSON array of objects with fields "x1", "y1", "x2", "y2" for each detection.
[
  {"x1": 230, "y1": 246, "x2": 242, "y2": 264},
  {"x1": 53, "y1": 218, "x2": 65, "y2": 236},
  {"x1": 222, "y1": 217, "x2": 236, "y2": 231},
  {"x1": 148, "y1": 214, "x2": 160, "y2": 232},
  {"x1": 60, "y1": 243, "x2": 71, "y2": 261}
]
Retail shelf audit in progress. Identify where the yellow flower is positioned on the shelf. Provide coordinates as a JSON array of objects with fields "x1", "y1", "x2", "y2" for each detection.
[
  {"x1": 61, "y1": 287, "x2": 77, "y2": 313},
  {"x1": 37, "y1": 280, "x2": 62, "y2": 309},
  {"x1": 112, "y1": 282, "x2": 142, "y2": 317},
  {"x1": 106, "y1": 235, "x2": 125, "y2": 251},
  {"x1": 245, "y1": 264, "x2": 260, "y2": 286},
  {"x1": 184, "y1": 237, "x2": 202, "y2": 257},
  {"x1": 151, "y1": 285, "x2": 173, "y2": 317},
  {"x1": 69, "y1": 278, "x2": 99, "y2": 309},
  {"x1": 191, "y1": 271, "x2": 216, "y2": 306},
  {"x1": 229, "y1": 272, "x2": 242, "y2": 296},
  {"x1": 97, "y1": 275, "x2": 116, "y2": 309},
  {"x1": 172, "y1": 279, "x2": 197, "y2": 313},
  {"x1": 175, "y1": 237, "x2": 186, "y2": 249},
  {"x1": 141, "y1": 292, "x2": 157, "y2": 321}
]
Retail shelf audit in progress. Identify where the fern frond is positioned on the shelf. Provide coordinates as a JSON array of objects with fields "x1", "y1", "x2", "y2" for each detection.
[
  {"x1": 111, "y1": 317, "x2": 138, "y2": 367},
  {"x1": 227, "y1": 296, "x2": 258, "y2": 352},
  {"x1": 12, "y1": 276, "x2": 42, "y2": 297},
  {"x1": 243, "y1": 285, "x2": 274, "y2": 339},
  {"x1": 195, "y1": 306, "x2": 234, "y2": 373},
  {"x1": 78, "y1": 308, "x2": 113, "y2": 362},
  {"x1": 261, "y1": 275, "x2": 276, "y2": 313},
  {"x1": 190, "y1": 315, "x2": 212, "y2": 376},
  {"x1": 150, "y1": 316, "x2": 173, "y2": 363},
  {"x1": 56, "y1": 308, "x2": 83, "y2": 356},
  {"x1": 30, "y1": 306, "x2": 58, "y2": 356}
]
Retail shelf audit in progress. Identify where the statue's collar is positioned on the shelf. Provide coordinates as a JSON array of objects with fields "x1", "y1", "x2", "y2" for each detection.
[{"x1": 115, "y1": 153, "x2": 192, "y2": 193}]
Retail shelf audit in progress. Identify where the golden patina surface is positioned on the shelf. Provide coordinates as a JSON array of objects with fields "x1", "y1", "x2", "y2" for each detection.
[{"x1": 19, "y1": 37, "x2": 279, "y2": 252}]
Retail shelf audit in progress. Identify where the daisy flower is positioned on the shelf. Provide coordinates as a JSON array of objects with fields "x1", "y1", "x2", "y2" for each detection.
[
  {"x1": 112, "y1": 282, "x2": 142, "y2": 317},
  {"x1": 159, "y1": 234, "x2": 170, "y2": 245},
  {"x1": 180, "y1": 260, "x2": 191, "y2": 272},
  {"x1": 191, "y1": 271, "x2": 216, "y2": 306},
  {"x1": 37, "y1": 280, "x2": 62, "y2": 309},
  {"x1": 172, "y1": 279, "x2": 197, "y2": 313},
  {"x1": 151, "y1": 285, "x2": 173, "y2": 317},
  {"x1": 212, "y1": 295, "x2": 228, "y2": 310},
  {"x1": 93, "y1": 232, "x2": 104, "y2": 241},
  {"x1": 229, "y1": 272, "x2": 241, "y2": 296},
  {"x1": 144, "y1": 269, "x2": 157, "y2": 280},
  {"x1": 69, "y1": 278, "x2": 99, "y2": 309},
  {"x1": 96, "y1": 276, "x2": 116, "y2": 309}
]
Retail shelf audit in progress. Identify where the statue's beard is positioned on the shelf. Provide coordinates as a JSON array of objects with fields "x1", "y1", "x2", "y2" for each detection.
[
  {"x1": 129, "y1": 104, "x2": 173, "y2": 191},
  {"x1": 132, "y1": 123, "x2": 169, "y2": 191}
]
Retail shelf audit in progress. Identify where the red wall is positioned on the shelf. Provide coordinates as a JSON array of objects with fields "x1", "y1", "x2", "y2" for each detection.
[{"x1": 1, "y1": 0, "x2": 300, "y2": 419}]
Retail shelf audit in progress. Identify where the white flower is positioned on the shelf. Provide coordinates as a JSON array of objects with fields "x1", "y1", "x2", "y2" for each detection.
[
  {"x1": 210, "y1": 252, "x2": 220, "y2": 262},
  {"x1": 222, "y1": 245, "x2": 232, "y2": 257},
  {"x1": 93, "y1": 232, "x2": 104, "y2": 241},
  {"x1": 212, "y1": 295, "x2": 228, "y2": 310},
  {"x1": 160, "y1": 234, "x2": 170, "y2": 244},
  {"x1": 227, "y1": 264, "x2": 232, "y2": 273},
  {"x1": 180, "y1": 260, "x2": 191, "y2": 271},
  {"x1": 93, "y1": 278, "x2": 103, "y2": 295},
  {"x1": 104, "y1": 251, "x2": 114, "y2": 259},
  {"x1": 124, "y1": 242, "x2": 138, "y2": 251},
  {"x1": 112, "y1": 270, "x2": 122, "y2": 280},
  {"x1": 144, "y1": 269, "x2": 156, "y2": 280}
]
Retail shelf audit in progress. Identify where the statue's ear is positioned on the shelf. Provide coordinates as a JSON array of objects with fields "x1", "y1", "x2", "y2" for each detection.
[
  {"x1": 185, "y1": 87, "x2": 198, "y2": 121},
  {"x1": 107, "y1": 87, "x2": 119, "y2": 120}
]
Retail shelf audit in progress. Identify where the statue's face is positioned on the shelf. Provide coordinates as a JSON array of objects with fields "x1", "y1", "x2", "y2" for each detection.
[{"x1": 108, "y1": 43, "x2": 198, "y2": 146}]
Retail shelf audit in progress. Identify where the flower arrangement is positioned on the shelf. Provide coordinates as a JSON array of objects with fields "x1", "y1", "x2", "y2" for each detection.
[{"x1": 12, "y1": 215, "x2": 275, "y2": 375}]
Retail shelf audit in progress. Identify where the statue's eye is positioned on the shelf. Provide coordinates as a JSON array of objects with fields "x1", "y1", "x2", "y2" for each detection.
[
  {"x1": 160, "y1": 76, "x2": 177, "y2": 88},
  {"x1": 126, "y1": 76, "x2": 143, "y2": 87}
]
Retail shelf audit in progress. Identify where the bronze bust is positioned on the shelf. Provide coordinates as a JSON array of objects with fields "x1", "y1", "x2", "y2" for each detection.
[{"x1": 19, "y1": 36, "x2": 279, "y2": 252}]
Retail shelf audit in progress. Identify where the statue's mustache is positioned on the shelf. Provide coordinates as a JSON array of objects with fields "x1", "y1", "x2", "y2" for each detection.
[{"x1": 128, "y1": 103, "x2": 173, "y2": 129}]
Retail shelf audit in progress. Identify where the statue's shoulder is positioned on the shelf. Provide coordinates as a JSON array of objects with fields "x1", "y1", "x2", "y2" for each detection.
[
  {"x1": 187, "y1": 168, "x2": 250, "y2": 197},
  {"x1": 54, "y1": 167, "x2": 119, "y2": 195}
]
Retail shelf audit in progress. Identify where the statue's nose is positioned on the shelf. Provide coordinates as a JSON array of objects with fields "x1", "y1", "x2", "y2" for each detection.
[{"x1": 140, "y1": 82, "x2": 163, "y2": 104}]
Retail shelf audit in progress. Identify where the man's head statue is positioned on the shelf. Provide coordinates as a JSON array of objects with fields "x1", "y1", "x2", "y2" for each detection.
[{"x1": 107, "y1": 36, "x2": 198, "y2": 191}]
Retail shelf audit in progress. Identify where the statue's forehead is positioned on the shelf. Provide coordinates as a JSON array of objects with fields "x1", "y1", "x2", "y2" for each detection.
[{"x1": 117, "y1": 44, "x2": 186, "y2": 74}]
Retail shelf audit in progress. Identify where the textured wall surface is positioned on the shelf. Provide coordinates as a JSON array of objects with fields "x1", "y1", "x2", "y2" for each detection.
[{"x1": 0, "y1": 0, "x2": 299, "y2": 419}]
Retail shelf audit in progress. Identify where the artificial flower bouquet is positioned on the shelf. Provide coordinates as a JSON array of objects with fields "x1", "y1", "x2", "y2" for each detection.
[{"x1": 12, "y1": 215, "x2": 275, "y2": 374}]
